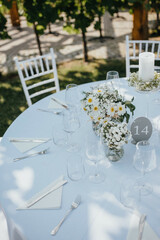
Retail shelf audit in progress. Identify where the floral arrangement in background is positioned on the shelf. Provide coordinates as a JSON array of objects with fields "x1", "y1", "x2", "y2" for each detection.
[
  {"x1": 128, "y1": 71, "x2": 160, "y2": 91},
  {"x1": 81, "y1": 83, "x2": 135, "y2": 150}
]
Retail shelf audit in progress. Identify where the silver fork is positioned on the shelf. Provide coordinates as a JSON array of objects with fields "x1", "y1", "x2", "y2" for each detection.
[
  {"x1": 51, "y1": 195, "x2": 81, "y2": 235},
  {"x1": 13, "y1": 148, "x2": 49, "y2": 162},
  {"x1": 138, "y1": 214, "x2": 146, "y2": 240},
  {"x1": 37, "y1": 108, "x2": 62, "y2": 115}
]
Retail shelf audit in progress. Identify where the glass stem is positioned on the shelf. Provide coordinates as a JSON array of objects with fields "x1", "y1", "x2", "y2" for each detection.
[
  {"x1": 141, "y1": 160, "x2": 145, "y2": 177},
  {"x1": 94, "y1": 161, "x2": 99, "y2": 177},
  {"x1": 67, "y1": 132, "x2": 73, "y2": 145}
]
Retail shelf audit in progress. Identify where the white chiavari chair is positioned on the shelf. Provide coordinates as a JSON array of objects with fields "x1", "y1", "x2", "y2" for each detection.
[
  {"x1": 126, "y1": 35, "x2": 160, "y2": 78},
  {"x1": 14, "y1": 48, "x2": 60, "y2": 107}
]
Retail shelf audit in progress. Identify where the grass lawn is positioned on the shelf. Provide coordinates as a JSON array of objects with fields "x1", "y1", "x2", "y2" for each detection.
[{"x1": 0, "y1": 58, "x2": 126, "y2": 136}]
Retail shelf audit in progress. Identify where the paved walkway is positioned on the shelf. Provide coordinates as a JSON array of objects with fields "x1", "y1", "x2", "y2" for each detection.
[
  {"x1": 0, "y1": 11, "x2": 158, "y2": 74},
  {"x1": 0, "y1": 11, "x2": 134, "y2": 74}
]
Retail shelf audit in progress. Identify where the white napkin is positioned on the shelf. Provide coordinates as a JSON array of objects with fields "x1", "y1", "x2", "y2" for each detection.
[
  {"x1": 17, "y1": 176, "x2": 67, "y2": 210},
  {"x1": 127, "y1": 212, "x2": 160, "y2": 240},
  {"x1": 48, "y1": 97, "x2": 65, "y2": 109},
  {"x1": 10, "y1": 138, "x2": 50, "y2": 153}
]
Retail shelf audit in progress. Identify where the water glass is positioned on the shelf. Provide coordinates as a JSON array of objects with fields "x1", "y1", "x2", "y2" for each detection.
[
  {"x1": 63, "y1": 107, "x2": 80, "y2": 152},
  {"x1": 52, "y1": 116, "x2": 68, "y2": 147},
  {"x1": 67, "y1": 154, "x2": 85, "y2": 181},
  {"x1": 85, "y1": 130, "x2": 105, "y2": 183},
  {"x1": 133, "y1": 140, "x2": 156, "y2": 196},
  {"x1": 65, "y1": 84, "x2": 80, "y2": 108},
  {"x1": 133, "y1": 140, "x2": 156, "y2": 174},
  {"x1": 106, "y1": 71, "x2": 119, "y2": 80},
  {"x1": 120, "y1": 178, "x2": 140, "y2": 210}
]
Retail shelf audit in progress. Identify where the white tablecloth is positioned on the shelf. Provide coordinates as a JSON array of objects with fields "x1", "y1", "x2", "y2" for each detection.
[{"x1": 1, "y1": 78, "x2": 160, "y2": 240}]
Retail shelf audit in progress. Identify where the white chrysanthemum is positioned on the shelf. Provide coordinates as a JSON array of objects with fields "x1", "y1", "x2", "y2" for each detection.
[
  {"x1": 117, "y1": 103, "x2": 126, "y2": 115},
  {"x1": 93, "y1": 88, "x2": 103, "y2": 94},
  {"x1": 87, "y1": 95, "x2": 94, "y2": 105},
  {"x1": 92, "y1": 105, "x2": 99, "y2": 112},
  {"x1": 107, "y1": 104, "x2": 116, "y2": 117},
  {"x1": 94, "y1": 115, "x2": 102, "y2": 122},
  {"x1": 100, "y1": 117, "x2": 110, "y2": 125}
]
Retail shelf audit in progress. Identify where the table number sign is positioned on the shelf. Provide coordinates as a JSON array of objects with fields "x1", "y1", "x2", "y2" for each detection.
[{"x1": 130, "y1": 117, "x2": 152, "y2": 143}]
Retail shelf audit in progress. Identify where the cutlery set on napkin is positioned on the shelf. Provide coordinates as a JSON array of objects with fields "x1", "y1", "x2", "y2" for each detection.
[
  {"x1": 38, "y1": 97, "x2": 68, "y2": 114},
  {"x1": 9, "y1": 138, "x2": 50, "y2": 153},
  {"x1": 9, "y1": 97, "x2": 68, "y2": 161},
  {"x1": 17, "y1": 176, "x2": 67, "y2": 210},
  {"x1": 9, "y1": 138, "x2": 51, "y2": 162},
  {"x1": 127, "y1": 212, "x2": 160, "y2": 240},
  {"x1": 16, "y1": 175, "x2": 81, "y2": 235}
]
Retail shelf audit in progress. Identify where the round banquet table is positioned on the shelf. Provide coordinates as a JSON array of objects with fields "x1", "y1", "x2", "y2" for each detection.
[{"x1": 1, "y1": 78, "x2": 160, "y2": 240}]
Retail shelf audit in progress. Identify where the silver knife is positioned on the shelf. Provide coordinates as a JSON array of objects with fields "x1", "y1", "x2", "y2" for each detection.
[
  {"x1": 138, "y1": 214, "x2": 146, "y2": 240},
  {"x1": 26, "y1": 179, "x2": 68, "y2": 208},
  {"x1": 10, "y1": 138, "x2": 50, "y2": 143},
  {"x1": 51, "y1": 97, "x2": 68, "y2": 109}
]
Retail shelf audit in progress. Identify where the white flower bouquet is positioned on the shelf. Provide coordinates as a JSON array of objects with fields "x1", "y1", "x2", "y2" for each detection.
[
  {"x1": 101, "y1": 121, "x2": 130, "y2": 150},
  {"x1": 81, "y1": 83, "x2": 135, "y2": 150},
  {"x1": 82, "y1": 83, "x2": 135, "y2": 124}
]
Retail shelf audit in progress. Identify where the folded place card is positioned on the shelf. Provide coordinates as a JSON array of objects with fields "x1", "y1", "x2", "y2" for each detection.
[
  {"x1": 9, "y1": 138, "x2": 50, "y2": 153},
  {"x1": 17, "y1": 176, "x2": 67, "y2": 210},
  {"x1": 127, "y1": 212, "x2": 160, "y2": 240}
]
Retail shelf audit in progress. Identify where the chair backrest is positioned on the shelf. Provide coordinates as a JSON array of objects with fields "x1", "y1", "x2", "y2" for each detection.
[
  {"x1": 126, "y1": 35, "x2": 160, "y2": 78},
  {"x1": 14, "y1": 48, "x2": 60, "y2": 107}
]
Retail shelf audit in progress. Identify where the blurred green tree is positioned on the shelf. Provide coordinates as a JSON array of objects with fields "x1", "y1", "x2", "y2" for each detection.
[
  {"x1": 23, "y1": 0, "x2": 60, "y2": 55},
  {"x1": 87, "y1": 0, "x2": 128, "y2": 40},
  {"x1": 58, "y1": 0, "x2": 94, "y2": 62},
  {"x1": 0, "y1": 12, "x2": 10, "y2": 39},
  {"x1": 0, "y1": 0, "x2": 12, "y2": 39}
]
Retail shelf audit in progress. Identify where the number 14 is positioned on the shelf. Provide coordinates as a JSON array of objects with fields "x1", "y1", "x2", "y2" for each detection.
[{"x1": 134, "y1": 125, "x2": 149, "y2": 135}]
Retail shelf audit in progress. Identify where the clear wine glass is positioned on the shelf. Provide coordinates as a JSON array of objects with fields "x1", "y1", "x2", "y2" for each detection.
[
  {"x1": 65, "y1": 84, "x2": 80, "y2": 108},
  {"x1": 52, "y1": 116, "x2": 68, "y2": 147},
  {"x1": 65, "y1": 83, "x2": 84, "y2": 124},
  {"x1": 67, "y1": 153, "x2": 85, "y2": 181},
  {"x1": 85, "y1": 131, "x2": 105, "y2": 184},
  {"x1": 133, "y1": 140, "x2": 156, "y2": 196},
  {"x1": 120, "y1": 177, "x2": 140, "y2": 211},
  {"x1": 63, "y1": 107, "x2": 80, "y2": 152}
]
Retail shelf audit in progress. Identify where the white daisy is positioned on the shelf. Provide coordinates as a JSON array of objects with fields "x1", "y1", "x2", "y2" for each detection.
[
  {"x1": 107, "y1": 104, "x2": 116, "y2": 117},
  {"x1": 117, "y1": 103, "x2": 126, "y2": 115}
]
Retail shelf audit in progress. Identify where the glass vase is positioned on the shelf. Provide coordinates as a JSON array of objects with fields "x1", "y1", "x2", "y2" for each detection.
[
  {"x1": 92, "y1": 121, "x2": 101, "y2": 136},
  {"x1": 106, "y1": 147, "x2": 124, "y2": 162}
]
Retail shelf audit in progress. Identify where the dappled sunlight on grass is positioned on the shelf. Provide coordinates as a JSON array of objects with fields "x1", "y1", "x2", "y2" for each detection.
[{"x1": 0, "y1": 59, "x2": 125, "y2": 136}]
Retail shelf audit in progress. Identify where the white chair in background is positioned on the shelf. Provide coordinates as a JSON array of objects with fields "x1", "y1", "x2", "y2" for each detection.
[
  {"x1": 14, "y1": 48, "x2": 60, "y2": 107},
  {"x1": 125, "y1": 35, "x2": 160, "y2": 78}
]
